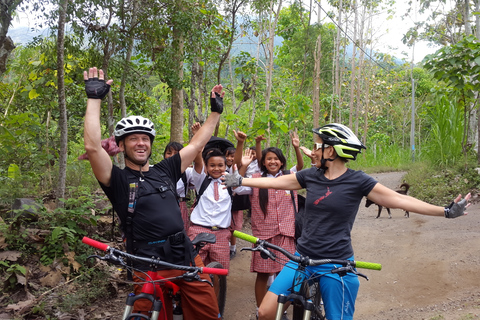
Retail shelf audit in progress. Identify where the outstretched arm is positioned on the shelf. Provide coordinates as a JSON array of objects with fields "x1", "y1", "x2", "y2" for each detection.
[
  {"x1": 367, "y1": 183, "x2": 471, "y2": 218},
  {"x1": 224, "y1": 165, "x2": 302, "y2": 190},
  {"x1": 179, "y1": 85, "x2": 224, "y2": 172},
  {"x1": 83, "y1": 67, "x2": 114, "y2": 187}
]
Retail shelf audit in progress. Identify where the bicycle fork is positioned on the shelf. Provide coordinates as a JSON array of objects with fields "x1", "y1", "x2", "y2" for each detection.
[{"x1": 275, "y1": 294, "x2": 315, "y2": 320}]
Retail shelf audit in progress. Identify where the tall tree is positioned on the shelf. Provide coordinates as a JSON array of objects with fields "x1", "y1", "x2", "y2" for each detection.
[
  {"x1": 56, "y1": 0, "x2": 69, "y2": 208},
  {"x1": 0, "y1": 0, "x2": 22, "y2": 76}
]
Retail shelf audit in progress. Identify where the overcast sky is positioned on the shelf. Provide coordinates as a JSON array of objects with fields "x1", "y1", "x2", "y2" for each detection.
[{"x1": 11, "y1": 1, "x2": 442, "y2": 63}]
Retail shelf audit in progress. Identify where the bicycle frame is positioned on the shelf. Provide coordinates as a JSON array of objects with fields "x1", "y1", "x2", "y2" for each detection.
[
  {"x1": 122, "y1": 271, "x2": 181, "y2": 320},
  {"x1": 233, "y1": 230, "x2": 381, "y2": 320},
  {"x1": 82, "y1": 236, "x2": 228, "y2": 320}
]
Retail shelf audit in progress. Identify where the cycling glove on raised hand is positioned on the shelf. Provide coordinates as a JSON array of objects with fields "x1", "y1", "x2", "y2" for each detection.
[
  {"x1": 85, "y1": 77, "x2": 110, "y2": 100},
  {"x1": 210, "y1": 92, "x2": 224, "y2": 114}
]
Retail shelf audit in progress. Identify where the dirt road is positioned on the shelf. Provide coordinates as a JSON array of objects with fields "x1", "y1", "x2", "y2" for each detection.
[{"x1": 224, "y1": 171, "x2": 480, "y2": 319}]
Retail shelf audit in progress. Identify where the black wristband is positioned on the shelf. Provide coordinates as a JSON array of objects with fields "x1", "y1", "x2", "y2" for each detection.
[
  {"x1": 85, "y1": 78, "x2": 111, "y2": 99},
  {"x1": 210, "y1": 92, "x2": 224, "y2": 114}
]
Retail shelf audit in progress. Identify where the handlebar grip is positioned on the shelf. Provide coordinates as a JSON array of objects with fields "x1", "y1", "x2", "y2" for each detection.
[
  {"x1": 82, "y1": 237, "x2": 110, "y2": 251},
  {"x1": 202, "y1": 267, "x2": 229, "y2": 276},
  {"x1": 233, "y1": 230, "x2": 258, "y2": 244},
  {"x1": 355, "y1": 261, "x2": 382, "y2": 270}
]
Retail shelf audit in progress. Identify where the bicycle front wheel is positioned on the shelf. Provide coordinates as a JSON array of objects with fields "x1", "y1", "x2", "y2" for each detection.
[
  {"x1": 292, "y1": 281, "x2": 325, "y2": 320},
  {"x1": 206, "y1": 261, "x2": 227, "y2": 318}
]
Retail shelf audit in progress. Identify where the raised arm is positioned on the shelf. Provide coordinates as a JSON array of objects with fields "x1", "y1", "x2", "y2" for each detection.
[
  {"x1": 179, "y1": 85, "x2": 224, "y2": 172},
  {"x1": 300, "y1": 146, "x2": 316, "y2": 166},
  {"x1": 238, "y1": 148, "x2": 254, "y2": 177},
  {"x1": 83, "y1": 67, "x2": 114, "y2": 187},
  {"x1": 291, "y1": 131, "x2": 304, "y2": 171},
  {"x1": 255, "y1": 134, "x2": 265, "y2": 165},
  {"x1": 233, "y1": 130, "x2": 247, "y2": 170}
]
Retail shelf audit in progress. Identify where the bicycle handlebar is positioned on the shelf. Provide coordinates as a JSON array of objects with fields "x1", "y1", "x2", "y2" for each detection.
[
  {"x1": 233, "y1": 230, "x2": 382, "y2": 271},
  {"x1": 82, "y1": 237, "x2": 229, "y2": 276}
]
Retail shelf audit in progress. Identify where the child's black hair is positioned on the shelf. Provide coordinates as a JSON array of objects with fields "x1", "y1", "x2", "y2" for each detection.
[
  {"x1": 225, "y1": 147, "x2": 236, "y2": 156},
  {"x1": 163, "y1": 142, "x2": 183, "y2": 158},
  {"x1": 204, "y1": 148, "x2": 226, "y2": 165}
]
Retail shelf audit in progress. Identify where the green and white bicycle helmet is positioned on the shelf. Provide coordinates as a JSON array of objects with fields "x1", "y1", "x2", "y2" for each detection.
[
  {"x1": 114, "y1": 115, "x2": 156, "y2": 145},
  {"x1": 312, "y1": 123, "x2": 366, "y2": 160}
]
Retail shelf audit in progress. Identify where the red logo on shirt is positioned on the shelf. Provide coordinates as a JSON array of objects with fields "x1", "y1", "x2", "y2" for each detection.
[{"x1": 313, "y1": 187, "x2": 332, "y2": 205}]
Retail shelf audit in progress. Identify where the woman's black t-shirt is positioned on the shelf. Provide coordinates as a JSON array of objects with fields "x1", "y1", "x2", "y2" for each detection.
[{"x1": 295, "y1": 167, "x2": 377, "y2": 260}]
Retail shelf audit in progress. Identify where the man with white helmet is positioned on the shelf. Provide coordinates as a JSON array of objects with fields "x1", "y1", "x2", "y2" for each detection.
[{"x1": 83, "y1": 67, "x2": 224, "y2": 319}]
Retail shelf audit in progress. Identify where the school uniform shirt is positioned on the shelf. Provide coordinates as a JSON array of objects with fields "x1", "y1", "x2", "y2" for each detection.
[
  {"x1": 235, "y1": 166, "x2": 298, "y2": 239},
  {"x1": 190, "y1": 167, "x2": 232, "y2": 228},
  {"x1": 176, "y1": 167, "x2": 194, "y2": 198},
  {"x1": 245, "y1": 160, "x2": 260, "y2": 178}
]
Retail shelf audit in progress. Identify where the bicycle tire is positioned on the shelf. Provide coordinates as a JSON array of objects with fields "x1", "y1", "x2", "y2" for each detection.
[
  {"x1": 292, "y1": 281, "x2": 325, "y2": 320},
  {"x1": 206, "y1": 261, "x2": 227, "y2": 318}
]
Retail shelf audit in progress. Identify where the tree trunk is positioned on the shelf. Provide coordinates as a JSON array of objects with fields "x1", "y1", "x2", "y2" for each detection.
[
  {"x1": 0, "y1": 0, "x2": 17, "y2": 76},
  {"x1": 348, "y1": 0, "x2": 358, "y2": 128},
  {"x1": 170, "y1": 23, "x2": 185, "y2": 143},
  {"x1": 56, "y1": 0, "x2": 69, "y2": 209},
  {"x1": 334, "y1": 0, "x2": 343, "y2": 122},
  {"x1": 313, "y1": 0, "x2": 322, "y2": 127},
  {"x1": 355, "y1": 5, "x2": 366, "y2": 135},
  {"x1": 265, "y1": 0, "x2": 283, "y2": 145}
]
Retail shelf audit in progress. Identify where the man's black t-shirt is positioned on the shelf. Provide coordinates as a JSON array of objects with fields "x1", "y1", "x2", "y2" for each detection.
[
  {"x1": 100, "y1": 153, "x2": 192, "y2": 267},
  {"x1": 295, "y1": 167, "x2": 377, "y2": 260}
]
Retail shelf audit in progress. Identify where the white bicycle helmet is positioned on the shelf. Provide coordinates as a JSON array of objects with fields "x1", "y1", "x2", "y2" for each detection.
[
  {"x1": 114, "y1": 116, "x2": 156, "y2": 145},
  {"x1": 312, "y1": 123, "x2": 366, "y2": 160}
]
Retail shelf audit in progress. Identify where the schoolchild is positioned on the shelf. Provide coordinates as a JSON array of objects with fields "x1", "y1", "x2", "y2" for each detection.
[
  {"x1": 234, "y1": 131, "x2": 304, "y2": 311},
  {"x1": 188, "y1": 148, "x2": 233, "y2": 270},
  {"x1": 162, "y1": 123, "x2": 201, "y2": 232},
  {"x1": 225, "y1": 147, "x2": 242, "y2": 259}
]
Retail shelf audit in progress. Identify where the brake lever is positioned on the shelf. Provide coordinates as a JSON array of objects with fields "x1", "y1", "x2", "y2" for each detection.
[
  {"x1": 241, "y1": 246, "x2": 277, "y2": 261},
  {"x1": 331, "y1": 266, "x2": 369, "y2": 281},
  {"x1": 88, "y1": 253, "x2": 126, "y2": 266}
]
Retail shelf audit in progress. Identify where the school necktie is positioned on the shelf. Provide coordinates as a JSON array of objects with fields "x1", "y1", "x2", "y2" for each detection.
[{"x1": 214, "y1": 181, "x2": 219, "y2": 201}]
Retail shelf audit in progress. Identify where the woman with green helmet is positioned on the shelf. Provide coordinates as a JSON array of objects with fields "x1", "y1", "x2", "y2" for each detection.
[{"x1": 224, "y1": 123, "x2": 471, "y2": 320}]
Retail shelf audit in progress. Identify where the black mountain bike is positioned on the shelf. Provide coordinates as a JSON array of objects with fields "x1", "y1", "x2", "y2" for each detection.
[{"x1": 233, "y1": 230, "x2": 381, "y2": 320}]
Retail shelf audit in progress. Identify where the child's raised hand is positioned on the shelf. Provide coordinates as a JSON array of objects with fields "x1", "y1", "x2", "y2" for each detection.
[
  {"x1": 241, "y1": 148, "x2": 254, "y2": 167},
  {"x1": 299, "y1": 146, "x2": 314, "y2": 160},
  {"x1": 191, "y1": 122, "x2": 201, "y2": 135},
  {"x1": 234, "y1": 130, "x2": 247, "y2": 142},
  {"x1": 255, "y1": 135, "x2": 266, "y2": 143},
  {"x1": 291, "y1": 131, "x2": 300, "y2": 148}
]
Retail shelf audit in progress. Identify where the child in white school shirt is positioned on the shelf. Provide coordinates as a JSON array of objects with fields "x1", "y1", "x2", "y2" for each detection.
[{"x1": 188, "y1": 148, "x2": 233, "y2": 270}]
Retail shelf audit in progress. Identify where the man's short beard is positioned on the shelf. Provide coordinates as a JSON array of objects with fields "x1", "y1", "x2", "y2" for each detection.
[{"x1": 124, "y1": 151, "x2": 151, "y2": 166}]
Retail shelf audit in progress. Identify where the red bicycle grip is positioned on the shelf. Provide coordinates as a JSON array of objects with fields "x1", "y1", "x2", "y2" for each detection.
[
  {"x1": 202, "y1": 267, "x2": 229, "y2": 276},
  {"x1": 82, "y1": 237, "x2": 110, "y2": 251}
]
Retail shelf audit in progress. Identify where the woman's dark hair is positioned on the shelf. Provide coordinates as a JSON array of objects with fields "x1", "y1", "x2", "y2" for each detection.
[
  {"x1": 203, "y1": 148, "x2": 226, "y2": 165},
  {"x1": 258, "y1": 147, "x2": 287, "y2": 216},
  {"x1": 163, "y1": 142, "x2": 183, "y2": 158}
]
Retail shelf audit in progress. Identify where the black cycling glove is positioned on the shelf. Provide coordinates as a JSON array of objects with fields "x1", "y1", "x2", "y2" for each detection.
[
  {"x1": 210, "y1": 92, "x2": 224, "y2": 114},
  {"x1": 85, "y1": 77, "x2": 110, "y2": 99},
  {"x1": 444, "y1": 198, "x2": 468, "y2": 218}
]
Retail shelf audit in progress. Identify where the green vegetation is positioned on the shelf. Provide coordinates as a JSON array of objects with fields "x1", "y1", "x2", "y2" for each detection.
[{"x1": 1, "y1": 0, "x2": 480, "y2": 318}]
